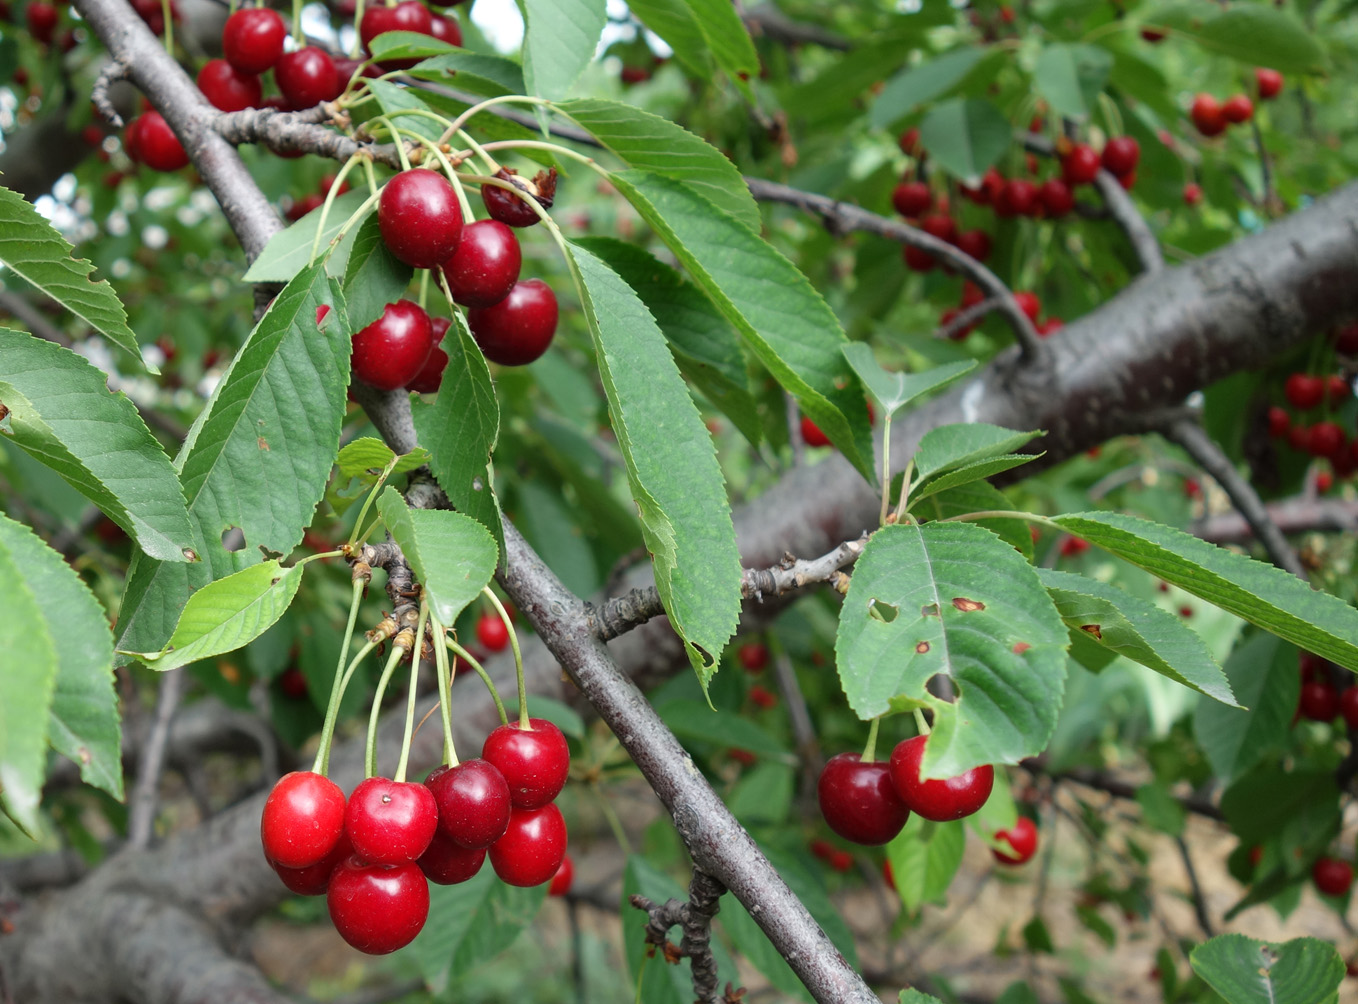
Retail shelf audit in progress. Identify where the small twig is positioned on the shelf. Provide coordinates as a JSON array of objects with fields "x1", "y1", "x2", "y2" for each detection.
[
  {"x1": 1175, "y1": 835, "x2": 1215, "y2": 939},
  {"x1": 630, "y1": 869, "x2": 729, "y2": 1004},
  {"x1": 1164, "y1": 416, "x2": 1308, "y2": 579},
  {"x1": 741, "y1": 4, "x2": 850, "y2": 49},
  {"x1": 127, "y1": 667, "x2": 187, "y2": 848},
  {"x1": 1250, "y1": 117, "x2": 1277, "y2": 214},
  {"x1": 932, "y1": 295, "x2": 1002, "y2": 341},
  {"x1": 1048, "y1": 766, "x2": 1223, "y2": 820},
  {"x1": 92, "y1": 58, "x2": 131, "y2": 128},
  {"x1": 1200, "y1": 497, "x2": 1358, "y2": 541},
  {"x1": 771, "y1": 648, "x2": 821, "y2": 805}
]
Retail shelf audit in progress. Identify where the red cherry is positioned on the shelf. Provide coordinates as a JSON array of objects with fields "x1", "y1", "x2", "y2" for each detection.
[
  {"x1": 817, "y1": 752, "x2": 909, "y2": 846},
  {"x1": 277, "y1": 666, "x2": 309, "y2": 699},
  {"x1": 197, "y1": 58, "x2": 262, "y2": 112},
  {"x1": 378, "y1": 168, "x2": 464, "y2": 269},
  {"x1": 995, "y1": 179, "x2": 1037, "y2": 217},
  {"x1": 1339, "y1": 687, "x2": 1358, "y2": 730},
  {"x1": 1183, "y1": 183, "x2": 1203, "y2": 206},
  {"x1": 360, "y1": 0, "x2": 432, "y2": 66},
  {"x1": 490, "y1": 803, "x2": 568, "y2": 887},
  {"x1": 729, "y1": 748, "x2": 757, "y2": 766},
  {"x1": 828, "y1": 849, "x2": 854, "y2": 872},
  {"x1": 1059, "y1": 535, "x2": 1089, "y2": 557},
  {"x1": 328, "y1": 858, "x2": 429, "y2": 954},
  {"x1": 548, "y1": 852, "x2": 574, "y2": 896},
  {"x1": 889, "y1": 735, "x2": 994, "y2": 822},
  {"x1": 1327, "y1": 374, "x2": 1350, "y2": 402},
  {"x1": 222, "y1": 7, "x2": 285, "y2": 74},
  {"x1": 351, "y1": 300, "x2": 434, "y2": 391},
  {"x1": 1285, "y1": 373, "x2": 1325, "y2": 410},
  {"x1": 427, "y1": 12, "x2": 461, "y2": 45},
  {"x1": 1288, "y1": 423, "x2": 1311, "y2": 452},
  {"x1": 1222, "y1": 94, "x2": 1254, "y2": 125},
  {"x1": 959, "y1": 281, "x2": 985, "y2": 309},
  {"x1": 467, "y1": 278, "x2": 558, "y2": 366},
  {"x1": 891, "y1": 181, "x2": 932, "y2": 218},
  {"x1": 1255, "y1": 67, "x2": 1283, "y2": 100},
  {"x1": 261, "y1": 770, "x2": 347, "y2": 869},
  {"x1": 898, "y1": 127, "x2": 921, "y2": 157},
  {"x1": 27, "y1": 0, "x2": 56, "y2": 43},
  {"x1": 749, "y1": 685, "x2": 778, "y2": 710},
  {"x1": 800, "y1": 415, "x2": 831, "y2": 447},
  {"x1": 1013, "y1": 291, "x2": 1041, "y2": 322},
  {"x1": 344, "y1": 776, "x2": 439, "y2": 865},
  {"x1": 1318, "y1": 469, "x2": 1335, "y2": 493},
  {"x1": 939, "y1": 308, "x2": 973, "y2": 341},
  {"x1": 271, "y1": 831, "x2": 353, "y2": 896},
  {"x1": 476, "y1": 612, "x2": 509, "y2": 651},
  {"x1": 991, "y1": 816, "x2": 1039, "y2": 865},
  {"x1": 406, "y1": 344, "x2": 448, "y2": 394},
  {"x1": 482, "y1": 718, "x2": 570, "y2": 809},
  {"x1": 920, "y1": 213, "x2": 957, "y2": 244},
  {"x1": 809, "y1": 838, "x2": 835, "y2": 861},
  {"x1": 903, "y1": 244, "x2": 936, "y2": 273},
  {"x1": 1267, "y1": 406, "x2": 1290, "y2": 438},
  {"x1": 1299, "y1": 681, "x2": 1339, "y2": 722},
  {"x1": 619, "y1": 64, "x2": 651, "y2": 85},
  {"x1": 1061, "y1": 144, "x2": 1101, "y2": 186},
  {"x1": 1037, "y1": 178, "x2": 1074, "y2": 218},
  {"x1": 1101, "y1": 137, "x2": 1140, "y2": 177},
  {"x1": 425, "y1": 759, "x2": 511, "y2": 849},
  {"x1": 1307, "y1": 422, "x2": 1346, "y2": 460},
  {"x1": 275, "y1": 46, "x2": 341, "y2": 110},
  {"x1": 1312, "y1": 857, "x2": 1353, "y2": 897},
  {"x1": 1037, "y1": 318, "x2": 1064, "y2": 337},
  {"x1": 441, "y1": 219, "x2": 522, "y2": 308},
  {"x1": 1191, "y1": 94, "x2": 1226, "y2": 137},
  {"x1": 737, "y1": 642, "x2": 769, "y2": 673},
  {"x1": 129, "y1": 111, "x2": 188, "y2": 172},
  {"x1": 481, "y1": 166, "x2": 557, "y2": 228},
  {"x1": 418, "y1": 832, "x2": 486, "y2": 885},
  {"x1": 954, "y1": 229, "x2": 992, "y2": 262}
]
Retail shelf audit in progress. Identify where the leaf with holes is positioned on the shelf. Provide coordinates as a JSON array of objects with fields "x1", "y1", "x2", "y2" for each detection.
[
  {"x1": 1050, "y1": 512, "x2": 1358, "y2": 671},
  {"x1": 376, "y1": 488, "x2": 498, "y2": 625},
  {"x1": 520, "y1": 0, "x2": 605, "y2": 99},
  {"x1": 1190, "y1": 935, "x2": 1344, "y2": 1004},
  {"x1": 835, "y1": 522, "x2": 1068, "y2": 778},
  {"x1": 841, "y1": 348, "x2": 976, "y2": 418},
  {"x1": 0, "y1": 329, "x2": 196, "y2": 563},
  {"x1": 335, "y1": 438, "x2": 431, "y2": 484},
  {"x1": 1035, "y1": 568, "x2": 1237, "y2": 705}
]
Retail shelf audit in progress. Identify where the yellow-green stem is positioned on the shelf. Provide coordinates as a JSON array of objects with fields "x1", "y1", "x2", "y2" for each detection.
[
  {"x1": 861, "y1": 715, "x2": 882, "y2": 763},
  {"x1": 892, "y1": 458, "x2": 915, "y2": 523},
  {"x1": 431, "y1": 616, "x2": 458, "y2": 766},
  {"x1": 437, "y1": 94, "x2": 553, "y2": 148},
  {"x1": 365, "y1": 644, "x2": 407, "y2": 778},
  {"x1": 346, "y1": 454, "x2": 402, "y2": 548},
  {"x1": 879, "y1": 412, "x2": 893, "y2": 527},
  {"x1": 913, "y1": 708, "x2": 930, "y2": 737},
  {"x1": 447, "y1": 638, "x2": 508, "y2": 726},
  {"x1": 483, "y1": 588, "x2": 528, "y2": 728},
  {"x1": 394, "y1": 601, "x2": 429, "y2": 782},
  {"x1": 313, "y1": 579, "x2": 365, "y2": 775}
]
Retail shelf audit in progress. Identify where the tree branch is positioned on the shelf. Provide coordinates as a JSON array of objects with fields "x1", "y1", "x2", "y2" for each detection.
[
  {"x1": 127, "y1": 667, "x2": 187, "y2": 848},
  {"x1": 1194, "y1": 495, "x2": 1358, "y2": 544},
  {"x1": 629, "y1": 869, "x2": 728, "y2": 1004}
]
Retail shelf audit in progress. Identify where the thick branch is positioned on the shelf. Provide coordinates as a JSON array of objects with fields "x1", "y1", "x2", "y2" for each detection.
[{"x1": 1194, "y1": 496, "x2": 1358, "y2": 544}]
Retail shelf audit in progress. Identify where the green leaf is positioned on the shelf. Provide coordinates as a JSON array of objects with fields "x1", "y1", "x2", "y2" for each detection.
[
  {"x1": 912, "y1": 423, "x2": 1042, "y2": 486},
  {"x1": 572, "y1": 237, "x2": 759, "y2": 445},
  {"x1": 0, "y1": 329, "x2": 196, "y2": 562},
  {"x1": 1221, "y1": 766, "x2": 1336, "y2": 848},
  {"x1": 410, "y1": 310, "x2": 504, "y2": 558},
  {"x1": 376, "y1": 488, "x2": 498, "y2": 626},
  {"x1": 910, "y1": 454, "x2": 1041, "y2": 504},
  {"x1": 887, "y1": 815, "x2": 966, "y2": 912},
  {"x1": 1035, "y1": 568, "x2": 1236, "y2": 705},
  {"x1": 680, "y1": 0, "x2": 758, "y2": 84},
  {"x1": 407, "y1": 49, "x2": 527, "y2": 97},
  {"x1": 727, "y1": 761, "x2": 794, "y2": 825},
  {"x1": 559, "y1": 99, "x2": 759, "y2": 229},
  {"x1": 841, "y1": 348, "x2": 977, "y2": 417},
  {"x1": 566, "y1": 243, "x2": 742, "y2": 686},
  {"x1": 342, "y1": 212, "x2": 413, "y2": 333},
  {"x1": 242, "y1": 189, "x2": 372, "y2": 282},
  {"x1": 123, "y1": 561, "x2": 304, "y2": 671},
  {"x1": 624, "y1": 0, "x2": 714, "y2": 77},
  {"x1": 0, "y1": 510, "x2": 120, "y2": 799},
  {"x1": 901, "y1": 991, "x2": 947, "y2": 1004},
  {"x1": 0, "y1": 184, "x2": 143, "y2": 364},
  {"x1": 1049, "y1": 512, "x2": 1358, "y2": 672},
  {"x1": 656, "y1": 699, "x2": 788, "y2": 758},
  {"x1": 920, "y1": 483, "x2": 1034, "y2": 562},
  {"x1": 917, "y1": 98, "x2": 1012, "y2": 185},
  {"x1": 1136, "y1": 782, "x2": 1186, "y2": 837},
  {"x1": 720, "y1": 893, "x2": 813, "y2": 1002},
  {"x1": 1032, "y1": 43, "x2": 1113, "y2": 120},
  {"x1": 835, "y1": 522, "x2": 1069, "y2": 777},
  {"x1": 0, "y1": 529, "x2": 56, "y2": 835},
  {"x1": 115, "y1": 264, "x2": 349, "y2": 659},
  {"x1": 1023, "y1": 916, "x2": 1055, "y2": 954},
  {"x1": 1194, "y1": 634, "x2": 1299, "y2": 783},
  {"x1": 870, "y1": 48, "x2": 988, "y2": 129},
  {"x1": 335, "y1": 437, "x2": 431, "y2": 482},
  {"x1": 1190, "y1": 935, "x2": 1344, "y2": 1004},
  {"x1": 520, "y1": 0, "x2": 606, "y2": 99},
  {"x1": 608, "y1": 171, "x2": 873, "y2": 482},
  {"x1": 1147, "y1": 3, "x2": 1326, "y2": 74},
  {"x1": 524, "y1": 694, "x2": 585, "y2": 741}
]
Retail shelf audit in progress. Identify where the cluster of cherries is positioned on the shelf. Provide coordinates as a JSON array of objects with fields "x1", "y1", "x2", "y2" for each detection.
[
  {"x1": 261, "y1": 714, "x2": 571, "y2": 955},
  {"x1": 1189, "y1": 68, "x2": 1282, "y2": 138},
  {"x1": 1295, "y1": 650, "x2": 1358, "y2": 730},
  {"x1": 938, "y1": 280, "x2": 1061, "y2": 342},
  {"x1": 1265, "y1": 332, "x2": 1356, "y2": 486}
]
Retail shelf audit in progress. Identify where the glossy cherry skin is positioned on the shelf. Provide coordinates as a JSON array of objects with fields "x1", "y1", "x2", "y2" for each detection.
[
  {"x1": 261, "y1": 770, "x2": 347, "y2": 869},
  {"x1": 489, "y1": 803, "x2": 568, "y2": 887},
  {"x1": 360, "y1": 0, "x2": 432, "y2": 59},
  {"x1": 817, "y1": 752, "x2": 909, "y2": 846},
  {"x1": 467, "y1": 279, "x2": 558, "y2": 366},
  {"x1": 1101, "y1": 137, "x2": 1139, "y2": 177},
  {"x1": 481, "y1": 168, "x2": 556, "y2": 227},
  {"x1": 1312, "y1": 856, "x2": 1353, "y2": 897},
  {"x1": 327, "y1": 858, "x2": 429, "y2": 954},
  {"x1": 378, "y1": 168, "x2": 463, "y2": 269},
  {"x1": 222, "y1": 7, "x2": 285, "y2": 73},
  {"x1": 548, "y1": 852, "x2": 574, "y2": 896},
  {"x1": 425, "y1": 759, "x2": 511, "y2": 849},
  {"x1": 737, "y1": 642, "x2": 769, "y2": 673},
  {"x1": 991, "y1": 816, "x2": 1039, "y2": 865},
  {"x1": 889, "y1": 735, "x2": 994, "y2": 822},
  {"x1": 482, "y1": 718, "x2": 570, "y2": 809},
  {"x1": 1299, "y1": 681, "x2": 1339, "y2": 722},
  {"x1": 1038, "y1": 179, "x2": 1073, "y2": 218},
  {"x1": 351, "y1": 299, "x2": 434, "y2": 391},
  {"x1": 1255, "y1": 67, "x2": 1283, "y2": 100},
  {"x1": 427, "y1": 11, "x2": 461, "y2": 44},
  {"x1": 271, "y1": 832, "x2": 353, "y2": 896},
  {"x1": 275, "y1": 46, "x2": 342, "y2": 110},
  {"x1": 406, "y1": 342, "x2": 448, "y2": 393},
  {"x1": 197, "y1": 58, "x2": 262, "y2": 112},
  {"x1": 344, "y1": 776, "x2": 439, "y2": 865},
  {"x1": 1223, "y1": 94, "x2": 1254, "y2": 124},
  {"x1": 1061, "y1": 144, "x2": 1101, "y2": 185},
  {"x1": 418, "y1": 832, "x2": 486, "y2": 884},
  {"x1": 1285, "y1": 373, "x2": 1324, "y2": 410},
  {"x1": 995, "y1": 179, "x2": 1036, "y2": 218},
  {"x1": 441, "y1": 219, "x2": 522, "y2": 308},
  {"x1": 132, "y1": 112, "x2": 189, "y2": 172},
  {"x1": 1191, "y1": 94, "x2": 1226, "y2": 137},
  {"x1": 476, "y1": 611, "x2": 509, "y2": 651},
  {"x1": 891, "y1": 181, "x2": 931, "y2": 218}
]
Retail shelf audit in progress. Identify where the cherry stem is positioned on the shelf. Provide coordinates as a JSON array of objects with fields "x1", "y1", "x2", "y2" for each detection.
[
  {"x1": 378, "y1": 117, "x2": 412, "y2": 171},
  {"x1": 294, "y1": 549, "x2": 346, "y2": 568},
  {"x1": 483, "y1": 588, "x2": 528, "y2": 728},
  {"x1": 346, "y1": 454, "x2": 402, "y2": 548},
  {"x1": 913, "y1": 708, "x2": 930, "y2": 737},
  {"x1": 477, "y1": 139, "x2": 610, "y2": 181},
  {"x1": 937, "y1": 509, "x2": 1059, "y2": 529},
  {"x1": 891, "y1": 458, "x2": 915, "y2": 523},
  {"x1": 860, "y1": 716, "x2": 882, "y2": 763},
  {"x1": 879, "y1": 410, "x2": 893, "y2": 527},
  {"x1": 438, "y1": 94, "x2": 553, "y2": 149},
  {"x1": 365, "y1": 642, "x2": 407, "y2": 779},
  {"x1": 159, "y1": 0, "x2": 173, "y2": 53},
  {"x1": 348, "y1": 0, "x2": 364, "y2": 56},
  {"x1": 417, "y1": 268, "x2": 430, "y2": 312},
  {"x1": 307, "y1": 189, "x2": 380, "y2": 269},
  {"x1": 290, "y1": 0, "x2": 303, "y2": 43},
  {"x1": 446, "y1": 637, "x2": 508, "y2": 726},
  {"x1": 304, "y1": 152, "x2": 364, "y2": 264},
  {"x1": 394, "y1": 600, "x2": 430, "y2": 783},
  {"x1": 312, "y1": 578, "x2": 365, "y2": 776},
  {"x1": 431, "y1": 615, "x2": 458, "y2": 766},
  {"x1": 391, "y1": 125, "x2": 460, "y2": 179},
  {"x1": 453, "y1": 128, "x2": 499, "y2": 177}
]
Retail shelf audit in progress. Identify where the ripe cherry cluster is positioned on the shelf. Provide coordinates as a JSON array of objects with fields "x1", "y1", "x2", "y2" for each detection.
[
  {"x1": 1295, "y1": 651, "x2": 1358, "y2": 729},
  {"x1": 260, "y1": 716, "x2": 570, "y2": 955},
  {"x1": 938, "y1": 280, "x2": 1061, "y2": 342},
  {"x1": 1265, "y1": 336, "x2": 1356, "y2": 486},
  {"x1": 1189, "y1": 69, "x2": 1281, "y2": 138}
]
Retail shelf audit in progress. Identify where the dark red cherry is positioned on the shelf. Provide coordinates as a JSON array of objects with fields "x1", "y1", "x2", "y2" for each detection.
[
  {"x1": 1101, "y1": 137, "x2": 1140, "y2": 177},
  {"x1": 427, "y1": 11, "x2": 460, "y2": 44},
  {"x1": 1307, "y1": 421, "x2": 1346, "y2": 460},
  {"x1": 889, "y1": 734, "x2": 994, "y2": 822},
  {"x1": 360, "y1": 0, "x2": 432, "y2": 68},
  {"x1": 1223, "y1": 94, "x2": 1254, "y2": 124},
  {"x1": 481, "y1": 167, "x2": 557, "y2": 228},
  {"x1": 441, "y1": 219, "x2": 522, "y2": 308},
  {"x1": 548, "y1": 852, "x2": 574, "y2": 896},
  {"x1": 992, "y1": 816, "x2": 1039, "y2": 865},
  {"x1": 891, "y1": 180, "x2": 931, "y2": 218},
  {"x1": 1255, "y1": 67, "x2": 1283, "y2": 100},
  {"x1": 800, "y1": 415, "x2": 831, "y2": 447},
  {"x1": 1038, "y1": 178, "x2": 1073, "y2": 218},
  {"x1": 406, "y1": 341, "x2": 448, "y2": 393},
  {"x1": 995, "y1": 179, "x2": 1037, "y2": 217},
  {"x1": 817, "y1": 752, "x2": 909, "y2": 846},
  {"x1": 377, "y1": 168, "x2": 463, "y2": 269},
  {"x1": 261, "y1": 770, "x2": 347, "y2": 869},
  {"x1": 1284, "y1": 373, "x2": 1324, "y2": 410},
  {"x1": 467, "y1": 278, "x2": 558, "y2": 366},
  {"x1": 351, "y1": 299, "x2": 434, "y2": 391},
  {"x1": 425, "y1": 759, "x2": 511, "y2": 849},
  {"x1": 1312, "y1": 856, "x2": 1353, "y2": 897},
  {"x1": 275, "y1": 46, "x2": 342, "y2": 110},
  {"x1": 222, "y1": 7, "x2": 286, "y2": 74},
  {"x1": 737, "y1": 642, "x2": 769, "y2": 673},
  {"x1": 1061, "y1": 143, "x2": 1101, "y2": 186},
  {"x1": 1339, "y1": 687, "x2": 1358, "y2": 731},
  {"x1": 481, "y1": 718, "x2": 570, "y2": 809},
  {"x1": 131, "y1": 112, "x2": 188, "y2": 172},
  {"x1": 953, "y1": 229, "x2": 991, "y2": 262},
  {"x1": 1013, "y1": 291, "x2": 1041, "y2": 322},
  {"x1": 271, "y1": 831, "x2": 353, "y2": 896},
  {"x1": 417, "y1": 832, "x2": 486, "y2": 884},
  {"x1": 489, "y1": 803, "x2": 568, "y2": 887},
  {"x1": 327, "y1": 858, "x2": 429, "y2": 954},
  {"x1": 476, "y1": 611, "x2": 509, "y2": 651},
  {"x1": 1299, "y1": 681, "x2": 1340, "y2": 722},
  {"x1": 27, "y1": 0, "x2": 57, "y2": 43},
  {"x1": 197, "y1": 58, "x2": 262, "y2": 112},
  {"x1": 344, "y1": 776, "x2": 439, "y2": 865}
]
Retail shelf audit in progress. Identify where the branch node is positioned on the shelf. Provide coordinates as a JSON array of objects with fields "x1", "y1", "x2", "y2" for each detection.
[{"x1": 92, "y1": 59, "x2": 131, "y2": 128}]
